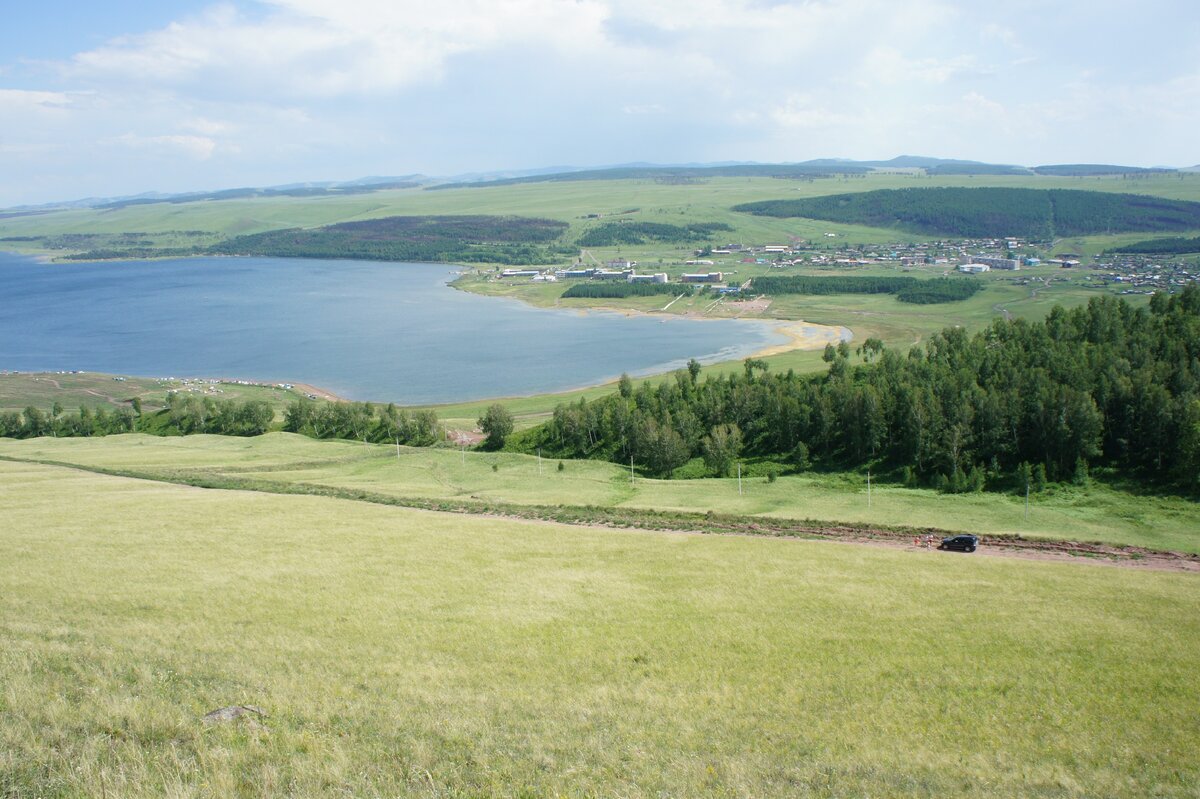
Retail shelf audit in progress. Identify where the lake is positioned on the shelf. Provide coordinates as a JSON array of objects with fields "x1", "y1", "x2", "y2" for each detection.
[{"x1": 0, "y1": 254, "x2": 793, "y2": 403}]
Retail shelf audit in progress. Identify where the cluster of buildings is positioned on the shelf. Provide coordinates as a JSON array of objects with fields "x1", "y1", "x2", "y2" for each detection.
[
  {"x1": 500, "y1": 265, "x2": 726, "y2": 286},
  {"x1": 1087, "y1": 255, "x2": 1198, "y2": 294},
  {"x1": 495, "y1": 233, "x2": 1200, "y2": 299},
  {"x1": 694, "y1": 236, "x2": 1047, "y2": 271}
]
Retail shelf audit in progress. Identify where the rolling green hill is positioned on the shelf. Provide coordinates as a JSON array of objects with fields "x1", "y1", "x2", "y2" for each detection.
[
  {"x1": 2, "y1": 445, "x2": 1198, "y2": 796},
  {"x1": 734, "y1": 187, "x2": 1200, "y2": 238},
  {"x1": 1109, "y1": 235, "x2": 1200, "y2": 254},
  {"x1": 207, "y1": 214, "x2": 571, "y2": 264}
]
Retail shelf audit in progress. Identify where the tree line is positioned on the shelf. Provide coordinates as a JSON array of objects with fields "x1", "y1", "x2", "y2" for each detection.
[
  {"x1": 1, "y1": 403, "x2": 137, "y2": 438},
  {"x1": 1110, "y1": 237, "x2": 1200, "y2": 255},
  {"x1": 282, "y1": 400, "x2": 442, "y2": 446},
  {"x1": 751, "y1": 275, "x2": 982, "y2": 304},
  {"x1": 734, "y1": 188, "x2": 1200, "y2": 239},
  {"x1": 209, "y1": 215, "x2": 572, "y2": 265},
  {"x1": 576, "y1": 221, "x2": 732, "y2": 247},
  {"x1": 526, "y1": 286, "x2": 1200, "y2": 494},
  {"x1": 562, "y1": 282, "x2": 689, "y2": 299},
  {"x1": 1, "y1": 393, "x2": 443, "y2": 448},
  {"x1": 0, "y1": 394, "x2": 274, "y2": 439}
]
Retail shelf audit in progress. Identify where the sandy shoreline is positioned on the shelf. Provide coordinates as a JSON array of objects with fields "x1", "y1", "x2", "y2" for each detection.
[
  {"x1": 222, "y1": 314, "x2": 851, "y2": 404},
  {"x1": 600, "y1": 304, "x2": 853, "y2": 362},
  {"x1": 754, "y1": 320, "x2": 853, "y2": 359},
  {"x1": 4, "y1": 304, "x2": 850, "y2": 408}
]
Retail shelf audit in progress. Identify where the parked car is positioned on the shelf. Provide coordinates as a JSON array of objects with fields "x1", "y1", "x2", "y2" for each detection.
[{"x1": 939, "y1": 534, "x2": 978, "y2": 553}]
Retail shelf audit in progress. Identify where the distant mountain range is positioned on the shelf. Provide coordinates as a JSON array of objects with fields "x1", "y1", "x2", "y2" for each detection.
[{"x1": 6, "y1": 158, "x2": 1192, "y2": 211}]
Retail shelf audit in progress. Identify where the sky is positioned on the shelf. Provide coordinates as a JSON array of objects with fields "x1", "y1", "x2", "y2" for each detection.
[{"x1": 1, "y1": 0, "x2": 1198, "y2": 206}]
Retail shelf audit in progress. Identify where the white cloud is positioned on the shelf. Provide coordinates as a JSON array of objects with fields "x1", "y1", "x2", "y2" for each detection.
[
  {"x1": 622, "y1": 104, "x2": 666, "y2": 115},
  {"x1": 105, "y1": 132, "x2": 218, "y2": 159},
  {"x1": 0, "y1": 89, "x2": 75, "y2": 111},
  {"x1": 769, "y1": 94, "x2": 860, "y2": 131},
  {"x1": 981, "y1": 22, "x2": 1019, "y2": 48},
  {"x1": 960, "y1": 91, "x2": 1006, "y2": 118},
  {"x1": 1, "y1": 0, "x2": 1198, "y2": 205},
  {"x1": 67, "y1": 0, "x2": 612, "y2": 97},
  {"x1": 857, "y1": 48, "x2": 978, "y2": 87},
  {"x1": 180, "y1": 116, "x2": 232, "y2": 136}
]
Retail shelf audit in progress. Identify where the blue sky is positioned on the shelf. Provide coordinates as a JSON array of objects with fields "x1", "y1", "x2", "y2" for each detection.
[{"x1": 1, "y1": 0, "x2": 1197, "y2": 206}]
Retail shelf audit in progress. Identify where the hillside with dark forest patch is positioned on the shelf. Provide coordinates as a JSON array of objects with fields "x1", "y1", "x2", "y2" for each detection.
[{"x1": 734, "y1": 188, "x2": 1200, "y2": 238}]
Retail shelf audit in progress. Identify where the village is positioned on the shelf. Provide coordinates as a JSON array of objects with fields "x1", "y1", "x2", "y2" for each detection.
[
  {"x1": 1089, "y1": 253, "x2": 1199, "y2": 294},
  {"x1": 493, "y1": 233, "x2": 1199, "y2": 298},
  {"x1": 495, "y1": 235, "x2": 1057, "y2": 293}
]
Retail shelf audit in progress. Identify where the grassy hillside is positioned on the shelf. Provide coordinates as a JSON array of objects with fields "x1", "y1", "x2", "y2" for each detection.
[
  {"x1": 5, "y1": 173, "x2": 1200, "y2": 259},
  {"x1": 0, "y1": 372, "x2": 310, "y2": 417},
  {"x1": 4, "y1": 433, "x2": 1199, "y2": 553},
  {"x1": 734, "y1": 187, "x2": 1200, "y2": 238},
  {"x1": 2, "y1": 456, "x2": 1198, "y2": 797}
]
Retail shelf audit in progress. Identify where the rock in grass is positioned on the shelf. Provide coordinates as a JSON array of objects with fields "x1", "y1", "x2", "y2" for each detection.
[{"x1": 203, "y1": 705, "x2": 267, "y2": 725}]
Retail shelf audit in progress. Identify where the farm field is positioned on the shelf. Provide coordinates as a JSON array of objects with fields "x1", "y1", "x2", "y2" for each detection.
[
  {"x1": 2, "y1": 456, "x2": 1198, "y2": 797},
  {"x1": 4, "y1": 433, "x2": 1198, "y2": 554}
]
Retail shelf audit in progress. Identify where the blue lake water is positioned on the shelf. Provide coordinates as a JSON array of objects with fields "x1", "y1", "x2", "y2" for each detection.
[{"x1": 0, "y1": 253, "x2": 789, "y2": 403}]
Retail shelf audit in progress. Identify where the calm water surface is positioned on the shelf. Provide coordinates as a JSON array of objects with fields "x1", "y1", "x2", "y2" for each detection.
[{"x1": 0, "y1": 254, "x2": 788, "y2": 403}]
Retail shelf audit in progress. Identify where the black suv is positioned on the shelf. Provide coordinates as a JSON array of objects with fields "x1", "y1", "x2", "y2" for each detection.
[{"x1": 939, "y1": 534, "x2": 979, "y2": 553}]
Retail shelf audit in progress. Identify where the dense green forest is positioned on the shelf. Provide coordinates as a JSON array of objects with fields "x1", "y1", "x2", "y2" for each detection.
[
  {"x1": 751, "y1": 275, "x2": 982, "y2": 304},
  {"x1": 208, "y1": 215, "x2": 571, "y2": 264},
  {"x1": 734, "y1": 188, "x2": 1200, "y2": 238},
  {"x1": 0, "y1": 394, "x2": 441, "y2": 447},
  {"x1": 895, "y1": 279, "x2": 984, "y2": 304},
  {"x1": 1032, "y1": 164, "x2": 1167, "y2": 176},
  {"x1": 525, "y1": 287, "x2": 1200, "y2": 494},
  {"x1": 561, "y1": 282, "x2": 688, "y2": 299},
  {"x1": 282, "y1": 400, "x2": 442, "y2": 445},
  {"x1": 752, "y1": 275, "x2": 914, "y2": 296},
  {"x1": 925, "y1": 164, "x2": 1028, "y2": 176},
  {"x1": 0, "y1": 395, "x2": 273, "y2": 439},
  {"x1": 1109, "y1": 236, "x2": 1200, "y2": 255},
  {"x1": 1, "y1": 404, "x2": 137, "y2": 438},
  {"x1": 576, "y1": 221, "x2": 731, "y2": 247}
]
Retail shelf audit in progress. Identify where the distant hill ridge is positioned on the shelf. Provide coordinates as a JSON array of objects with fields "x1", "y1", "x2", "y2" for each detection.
[{"x1": 7, "y1": 157, "x2": 1188, "y2": 211}]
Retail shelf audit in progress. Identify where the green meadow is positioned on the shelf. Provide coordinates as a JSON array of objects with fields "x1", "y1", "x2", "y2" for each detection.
[
  {"x1": 2, "y1": 456, "x2": 1198, "y2": 798},
  {"x1": 4, "y1": 433, "x2": 1198, "y2": 553},
  {"x1": 4, "y1": 166, "x2": 1200, "y2": 795},
  {"x1": 5, "y1": 172, "x2": 1200, "y2": 255}
]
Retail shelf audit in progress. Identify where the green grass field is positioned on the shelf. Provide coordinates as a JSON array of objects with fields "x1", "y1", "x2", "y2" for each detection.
[
  {"x1": 4, "y1": 433, "x2": 1198, "y2": 553},
  {"x1": 0, "y1": 372, "x2": 308, "y2": 418},
  {"x1": 5, "y1": 172, "x2": 1200, "y2": 797},
  {"x1": 5, "y1": 172, "x2": 1200, "y2": 256},
  {"x1": 2, "y1": 455, "x2": 1198, "y2": 797}
]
